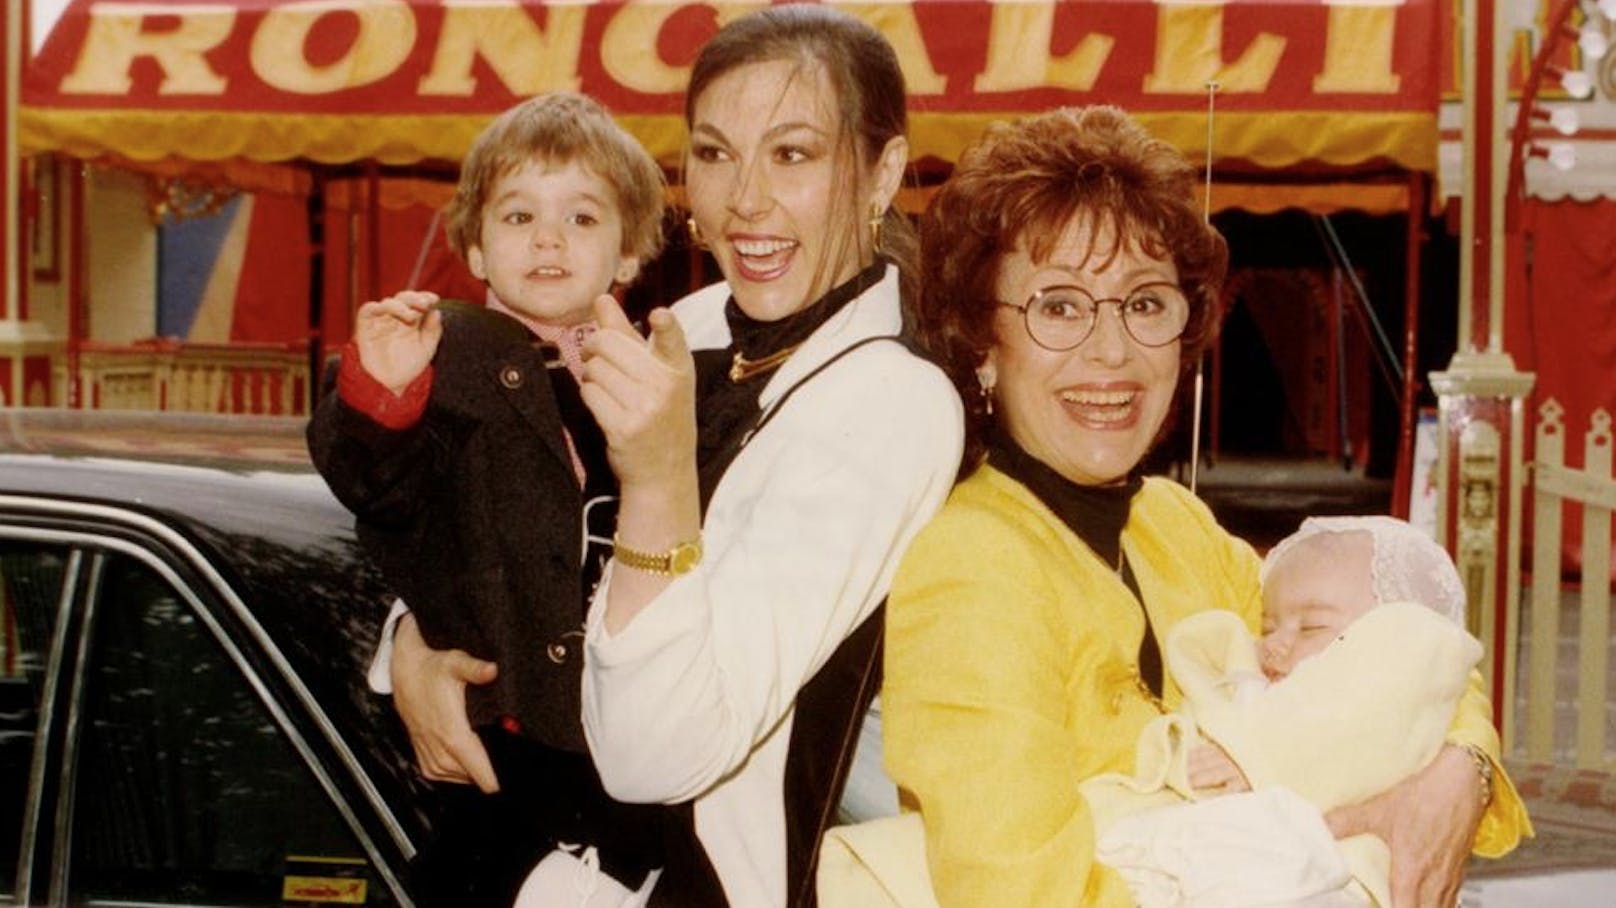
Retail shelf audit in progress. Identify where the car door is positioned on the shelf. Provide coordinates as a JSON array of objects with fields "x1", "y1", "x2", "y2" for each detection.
[{"x1": 0, "y1": 517, "x2": 414, "y2": 907}]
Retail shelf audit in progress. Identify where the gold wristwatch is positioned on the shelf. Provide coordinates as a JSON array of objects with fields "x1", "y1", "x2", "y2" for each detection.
[{"x1": 613, "y1": 535, "x2": 704, "y2": 576}]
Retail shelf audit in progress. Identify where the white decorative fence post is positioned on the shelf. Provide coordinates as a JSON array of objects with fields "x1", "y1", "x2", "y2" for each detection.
[
  {"x1": 1525, "y1": 403, "x2": 1616, "y2": 769},
  {"x1": 1526, "y1": 400, "x2": 1564, "y2": 762}
]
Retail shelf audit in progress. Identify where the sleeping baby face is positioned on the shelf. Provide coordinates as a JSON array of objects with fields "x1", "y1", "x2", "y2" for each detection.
[{"x1": 1258, "y1": 531, "x2": 1379, "y2": 681}]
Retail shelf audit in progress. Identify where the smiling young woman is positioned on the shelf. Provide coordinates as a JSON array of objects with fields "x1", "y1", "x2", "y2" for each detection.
[{"x1": 572, "y1": 6, "x2": 963, "y2": 907}]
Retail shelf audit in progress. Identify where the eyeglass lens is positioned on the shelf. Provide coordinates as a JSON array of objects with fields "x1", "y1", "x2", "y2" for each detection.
[{"x1": 1025, "y1": 283, "x2": 1188, "y2": 350}]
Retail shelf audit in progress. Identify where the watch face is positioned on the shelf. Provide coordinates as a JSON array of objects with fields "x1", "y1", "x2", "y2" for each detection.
[{"x1": 670, "y1": 541, "x2": 703, "y2": 575}]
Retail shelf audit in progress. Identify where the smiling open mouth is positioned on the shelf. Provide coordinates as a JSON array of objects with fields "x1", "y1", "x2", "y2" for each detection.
[
  {"x1": 1059, "y1": 388, "x2": 1138, "y2": 424},
  {"x1": 730, "y1": 238, "x2": 798, "y2": 280}
]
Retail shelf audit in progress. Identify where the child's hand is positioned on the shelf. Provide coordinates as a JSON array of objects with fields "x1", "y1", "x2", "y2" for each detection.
[
  {"x1": 354, "y1": 290, "x2": 443, "y2": 394},
  {"x1": 1188, "y1": 740, "x2": 1250, "y2": 794}
]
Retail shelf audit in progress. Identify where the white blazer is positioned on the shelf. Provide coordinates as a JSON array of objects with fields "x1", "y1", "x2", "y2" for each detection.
[{"x1": 582, "y1": 265, "x2": 964, "y2": 907}]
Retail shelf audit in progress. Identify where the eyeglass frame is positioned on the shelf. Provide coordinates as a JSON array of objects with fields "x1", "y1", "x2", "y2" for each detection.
[{"x1": 996, "y1": 280, "x2": 1191, "y2": 351}]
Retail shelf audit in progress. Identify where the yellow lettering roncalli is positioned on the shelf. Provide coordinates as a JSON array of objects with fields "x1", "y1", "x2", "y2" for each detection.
[
  {"x1": 1143, "y1": 1, "x2": 1285, "y2": 94},
  {"x1": 975, "y1": 2, "x2": 1113, "y2": 93},
  {"x1": 420, "y1": 0, "x2": 587, "y2": 96},
  {"x1": 252, "y1": 0, "x2": 417, "y2": 95},
  {"x1": 600, "y1": 2, "x2": 764, "y2": 95},
  {"x1": 59, "y1": 2, "x2": 234, "y2": 95},
  {"x1": 1314, "y1": 0, "x2": 1402, "y2": 94}
]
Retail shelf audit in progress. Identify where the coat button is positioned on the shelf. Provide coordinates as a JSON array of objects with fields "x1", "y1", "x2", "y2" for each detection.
[
  {"x1": 500, "y1": 366, "x2": 523, "y2": 389},
  {"x1": 546, "y1": 642, "x2": 568, "y2": 663}
]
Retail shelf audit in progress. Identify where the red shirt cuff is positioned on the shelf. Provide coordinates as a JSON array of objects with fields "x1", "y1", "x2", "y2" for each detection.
[{"x1": 336, "y1": 341, "x2": 432, "y2": 430}]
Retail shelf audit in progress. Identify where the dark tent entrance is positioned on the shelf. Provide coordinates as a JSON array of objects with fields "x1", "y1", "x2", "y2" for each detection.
[{"x1": 1212, "y1": 209, "x2": 1420, "y2": 476}]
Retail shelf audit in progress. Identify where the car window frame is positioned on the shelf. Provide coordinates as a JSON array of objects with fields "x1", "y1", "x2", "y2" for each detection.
[
  {"x1": 9, "y1": 547, "x2": 83, "y2": 905},
  {"x1": 0, "y1": 494, "x2": 415, "y2": 907}
]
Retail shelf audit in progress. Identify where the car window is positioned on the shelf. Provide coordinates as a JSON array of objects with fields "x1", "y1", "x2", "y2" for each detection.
[
  {"x1": 67, "y1": 551, "x2": 396, "y2": 906},
  {"x1": 0, "y1": 542, "x2": 70, "y2": 897}
]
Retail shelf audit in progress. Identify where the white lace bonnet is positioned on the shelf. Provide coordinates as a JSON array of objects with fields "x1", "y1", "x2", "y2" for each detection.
[{"x1": 1258, "y1": 515, "x2": 1468, "y2": 626}]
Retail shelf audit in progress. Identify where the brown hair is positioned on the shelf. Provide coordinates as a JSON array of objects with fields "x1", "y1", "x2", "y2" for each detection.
[
  {"x1": 684, "y1": 4, "x2": 917, "y2": 305},
  {"x1": 914, "y1": 105, "x2": 1229, "y2": 473},
  {"x1": 446, "y1": 91, "x2": 666, "y2": 274}
]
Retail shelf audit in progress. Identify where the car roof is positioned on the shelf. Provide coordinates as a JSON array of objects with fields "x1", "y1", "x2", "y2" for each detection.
[{"x1": 0, "y1": 408, "x2": 360, "y2": 547}]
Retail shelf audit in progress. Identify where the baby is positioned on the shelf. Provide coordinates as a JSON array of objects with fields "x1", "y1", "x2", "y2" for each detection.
[
  {"x1": 1259, "y1": 514, "x2": 1466, "y2": 681},
  {"x1": 1087, "y1": 516, "x2": 1491, "y2": 908}
]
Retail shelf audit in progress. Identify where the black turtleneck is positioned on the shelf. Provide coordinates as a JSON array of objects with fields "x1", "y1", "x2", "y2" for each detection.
[
  {"x1": 692, "y1": 259, "x2": 887, "y2": 507},
  {"x1": 985, "y1": 431, "x2": 1164, "y2": 698}
]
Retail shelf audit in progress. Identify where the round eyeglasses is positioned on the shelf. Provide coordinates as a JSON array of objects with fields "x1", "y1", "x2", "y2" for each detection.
[{"x1": 998, "y1": 282, "x2": 1190, "y2": 351}]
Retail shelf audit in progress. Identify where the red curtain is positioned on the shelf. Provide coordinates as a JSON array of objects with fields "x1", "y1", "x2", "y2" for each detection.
[
  {"x1": 1506, "y1": 198, "x2": 1616, "y2": 579},
  {"x1": 230, "y1": 192, "x2": 310, "y2": 344}
]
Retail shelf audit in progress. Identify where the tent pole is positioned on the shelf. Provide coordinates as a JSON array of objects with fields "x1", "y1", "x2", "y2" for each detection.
[
  {"x1": 366, "y1": 161, "x2": 381, "y2": 302},
  {"x1": 1392, "y1": 172, "x2": 1426, "y2": 519},
  {"x1": 306, "y1": 169, "x2": 326, "y2": 414},
  {"x1": 66, "y1": 160, "x2": 84, "y2": 408}
]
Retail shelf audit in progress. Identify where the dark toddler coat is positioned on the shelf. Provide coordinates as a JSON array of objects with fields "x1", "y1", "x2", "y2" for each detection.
[{"x1": 307, "y1": 302, "x2": 605, "y2": 754}]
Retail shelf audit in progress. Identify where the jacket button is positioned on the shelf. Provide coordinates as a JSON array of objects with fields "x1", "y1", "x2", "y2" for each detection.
[
  {"x1": 500, "y1": 366, "x2": 523, "y2": 389},
  {"x1": 546, "y1": 643, "x2": 568, "y2": 663}
]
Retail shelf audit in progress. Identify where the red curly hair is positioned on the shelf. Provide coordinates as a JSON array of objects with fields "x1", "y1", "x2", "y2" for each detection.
[{"x1": 914, "y1": 106, "x2": 1229, "y2": 475}]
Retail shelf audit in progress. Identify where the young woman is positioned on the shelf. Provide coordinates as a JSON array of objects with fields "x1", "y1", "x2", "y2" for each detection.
[{"x1": 388, "y1": 6, "x2": 963, "y2": 906}]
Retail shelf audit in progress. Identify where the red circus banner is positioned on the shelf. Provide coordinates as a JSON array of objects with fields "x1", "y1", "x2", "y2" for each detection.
[{"x1": 21, "y1": 0, "x2": 1444, "y2": 171}]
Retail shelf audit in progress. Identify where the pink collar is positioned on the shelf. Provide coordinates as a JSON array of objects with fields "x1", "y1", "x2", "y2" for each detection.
[{"x1": 485, "y1": 292, "x2": 595, "y2": 379}]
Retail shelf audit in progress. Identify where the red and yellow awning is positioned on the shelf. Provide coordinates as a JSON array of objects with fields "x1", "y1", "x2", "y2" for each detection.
[{"x1": 22, "y1": 0, "x2": 1442, "y2": 173}]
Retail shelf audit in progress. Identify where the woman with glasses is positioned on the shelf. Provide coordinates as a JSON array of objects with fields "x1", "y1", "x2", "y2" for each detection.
[{"x1": 880, "y1": 106, "x2": 1526, "y2": 907}]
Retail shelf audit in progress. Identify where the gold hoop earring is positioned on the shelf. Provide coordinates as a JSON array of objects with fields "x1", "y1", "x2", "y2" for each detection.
[
  {"x1": 868, "y1": 208, "x2": 884, "y2": 253},
  {"x1": 686, "y1": 217, "x2": 706, "y2": 249}
]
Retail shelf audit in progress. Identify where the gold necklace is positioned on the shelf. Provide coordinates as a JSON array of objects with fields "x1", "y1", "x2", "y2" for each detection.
[{"x1": 729, "y1": 343, "x2": 802, "y2": 382}]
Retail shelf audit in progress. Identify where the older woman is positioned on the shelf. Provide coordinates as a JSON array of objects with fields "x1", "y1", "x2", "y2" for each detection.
[
  {"x1": 882, "y1": 106, "x2": 1528, "y2": 907},
  {"x1": 389, "y1": 6, "x2": 962, "y2": 907}
]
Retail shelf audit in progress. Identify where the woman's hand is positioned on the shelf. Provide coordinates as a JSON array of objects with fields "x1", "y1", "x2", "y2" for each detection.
[
  {"x1": 1325, "y1": 744, "x2": 1484, "y2": 907},
  {"x1": 1187, "y1": 740, "x2": 1250, "y2": 794},
  {"x1": 579, "y1": 295, "x2": 703, "y2": 634},
  {"x1": 579, "y1": 296, "x2": 698, "y2": 490},
  {"x1": 390, "y1": 612, "x2": 501, "y2": 792}
]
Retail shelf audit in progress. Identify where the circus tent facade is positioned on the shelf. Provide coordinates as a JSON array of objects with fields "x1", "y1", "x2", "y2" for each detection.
[{"x1": 2, "y1": 0, "x2": 1611, "y2": 492}]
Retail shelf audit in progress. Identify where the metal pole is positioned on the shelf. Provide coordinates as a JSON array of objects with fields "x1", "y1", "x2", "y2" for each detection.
[{"x1": 1190, "y1": 80, "x2": 1219, "y2": 493}]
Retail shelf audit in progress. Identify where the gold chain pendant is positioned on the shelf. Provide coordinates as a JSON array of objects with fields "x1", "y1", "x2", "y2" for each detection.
[{"x1": 729, "y1": 344, "x2": 801, "y2": 382}]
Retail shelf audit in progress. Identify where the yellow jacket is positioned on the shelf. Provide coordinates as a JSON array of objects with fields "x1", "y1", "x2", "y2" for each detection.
[{"x1": 882, "y1": 465, "x2": 1528, "y2": 908}]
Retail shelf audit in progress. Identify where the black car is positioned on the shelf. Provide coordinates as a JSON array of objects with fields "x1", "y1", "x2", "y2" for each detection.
[{"x1": 0, "y1": 409, "x2": 431, "y2": 907}]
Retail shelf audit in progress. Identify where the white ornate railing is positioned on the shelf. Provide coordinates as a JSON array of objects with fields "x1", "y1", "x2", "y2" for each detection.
[
  {"x1": 67, "y1": 339, "x2": 309, "y2": 416},
  {"x1": 1523, "y1": 400, "x2": 1615, "y2": 769}
]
